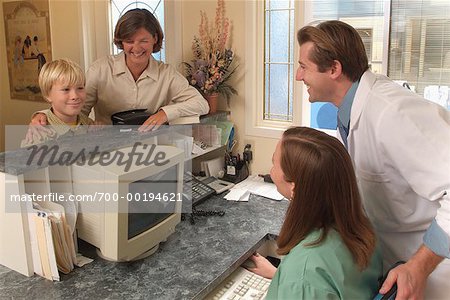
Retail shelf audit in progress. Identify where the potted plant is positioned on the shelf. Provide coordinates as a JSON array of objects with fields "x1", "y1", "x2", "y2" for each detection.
[{"x1": 183, "y1": 0, "x2": 237, "y2": 113}]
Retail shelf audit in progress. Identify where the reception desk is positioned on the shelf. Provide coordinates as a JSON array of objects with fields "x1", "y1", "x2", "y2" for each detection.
[
  {"x1": 0, "y1": 194, "x2": 287, "y2": 299},
  {"x1": 0, "y1": 125, "x2": 286, "y2": 299}
]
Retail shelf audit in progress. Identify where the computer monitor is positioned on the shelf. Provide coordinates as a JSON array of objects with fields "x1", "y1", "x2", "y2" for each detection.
[{"x1": 71, "y1": 143, "x2": 185, "y2": 261}]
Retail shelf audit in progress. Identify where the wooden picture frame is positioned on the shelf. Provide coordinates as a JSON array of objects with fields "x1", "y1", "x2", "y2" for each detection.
[{"x1": 3, "y1": 0, "x2": 52, "y2": 102}]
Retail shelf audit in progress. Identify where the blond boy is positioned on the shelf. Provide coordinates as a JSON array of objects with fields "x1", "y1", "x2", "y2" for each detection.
[{"x1": 23, "y1": 59, "x2": 93, "y2": 146}]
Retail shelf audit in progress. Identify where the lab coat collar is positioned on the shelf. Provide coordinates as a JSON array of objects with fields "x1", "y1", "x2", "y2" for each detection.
[
  {"x1": 350, "y1": 70, "x2": 377, "y2": 130},
  {"x1": 346, "y1": 70, "x2": 377, "y2": 150}
]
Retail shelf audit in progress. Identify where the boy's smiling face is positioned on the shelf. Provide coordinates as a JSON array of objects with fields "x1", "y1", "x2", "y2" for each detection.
[{"x1": 46, "y1": 79, "x2": 86, "y2": 124}]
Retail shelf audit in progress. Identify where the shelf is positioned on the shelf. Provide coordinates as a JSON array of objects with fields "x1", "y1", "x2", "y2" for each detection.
[
  {"x1": 200, "y1": 110, "x2": 230, "y2": 124},
  {"x1": 190, "y1": 144, "x2": 226, "y2": 160}
]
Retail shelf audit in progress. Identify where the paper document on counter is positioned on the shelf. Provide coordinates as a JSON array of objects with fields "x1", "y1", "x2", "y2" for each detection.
[{"x1": 224, "y1": 175, "x2": 285, "y2": 201}]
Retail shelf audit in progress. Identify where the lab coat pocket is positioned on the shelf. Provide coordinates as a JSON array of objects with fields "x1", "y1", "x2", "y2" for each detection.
[
  {"x1": 357, "y1": 168, "x2": 390, "y2": 183},
  {"x1": 356, "y1": 168, "x2": 398, "y2": 231}
]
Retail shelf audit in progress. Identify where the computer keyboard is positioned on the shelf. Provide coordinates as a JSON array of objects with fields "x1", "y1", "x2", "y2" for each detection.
[
  {"x1": 183, "y1": 173, "x2": 216, "y2": 206},
  {"x1": 207, "y1": 267, "x2": 271, "y2": 300}
]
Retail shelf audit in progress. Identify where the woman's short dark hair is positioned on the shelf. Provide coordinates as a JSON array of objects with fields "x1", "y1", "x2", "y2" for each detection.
[
  {"x1": 297, "y1": 20, "x2": 369, "y2": 82},
  {"x1": 113, "y1": 8, "x2": 164, "y2": 53}
]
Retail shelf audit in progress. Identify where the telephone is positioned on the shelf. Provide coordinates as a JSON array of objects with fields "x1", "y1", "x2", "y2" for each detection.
[
  {"x1": 203, "y1": 177, "x2": 235, "y2": 194},
  {"x1": 183, "y1": 172, "x2": 215, "y2": 206}
]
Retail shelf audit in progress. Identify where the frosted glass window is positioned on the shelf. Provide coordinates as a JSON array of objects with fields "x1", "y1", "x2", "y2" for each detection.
[
  {"x1": 110, "y1": 0, "x2": 165, "y2": 62},
  {"x1": 264, "y1": 0, "x2": 294, "y2": 122},
  {"x1": 266, "y1": 0, "x2": 291, "y2": 10},
  {"x1": 265, "y1": 64, "x2": 292, "y2": 121},
  {"x1": 269, "y1": 11, "x2": 290, "y2": 62}
]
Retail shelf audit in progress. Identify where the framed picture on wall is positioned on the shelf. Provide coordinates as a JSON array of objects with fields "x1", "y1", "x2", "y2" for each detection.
[{"x1": 3, "y1": 0, "x2": 52, "y2": 102}]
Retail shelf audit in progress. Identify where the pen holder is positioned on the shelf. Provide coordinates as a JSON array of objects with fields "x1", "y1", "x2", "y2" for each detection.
[{"x1": 222, "y1": 160, "x2": 248, "y2": 184}]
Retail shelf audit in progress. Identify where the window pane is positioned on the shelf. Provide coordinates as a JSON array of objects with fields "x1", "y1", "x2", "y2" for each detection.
[
  {"x1": 389, "y1": 0, "x2": 450, "y2": 109},
  {"x1": 267, "y1": 0, "x2": 291, "y2": 10},
  {"x1": 269, "y1": 10, "x2": 290, "y2": 62},
  {"x1": 265, "y1": 64, "x2": 291, "y2": 121},
  {"x1": 264, "y1": 0, "x2": 294, "y2": 122},
  {"x1": 110, "y1": 0, "x2": 165, "y2": 61}
]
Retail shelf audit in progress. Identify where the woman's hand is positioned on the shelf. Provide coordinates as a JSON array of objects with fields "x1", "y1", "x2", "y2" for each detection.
[
  {"x1": 138, "y1": 110, "x2": 168, "y2": 132},
  {"x1": 246, "y1": 253, "x2": 277, "y2": 279},
  {"x1": 30, "y1": 113, "x2": 48, "y2": 125},
  {"x1": 24, "y1": 113, "x2": 53, "y2": 145}
]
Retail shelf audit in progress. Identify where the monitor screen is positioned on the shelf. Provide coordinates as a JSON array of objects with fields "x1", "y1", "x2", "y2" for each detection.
[
  {"x1": 128, "y1": 213, "x2": 172, "y2": 240},
  {"x1": 127, "y1": 165, "x2": 178, "y2": 239}
]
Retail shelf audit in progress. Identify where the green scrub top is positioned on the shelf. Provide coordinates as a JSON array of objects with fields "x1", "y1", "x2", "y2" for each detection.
[{"x1": 266, "y1": 229, "x2": 382, "y2": 300}]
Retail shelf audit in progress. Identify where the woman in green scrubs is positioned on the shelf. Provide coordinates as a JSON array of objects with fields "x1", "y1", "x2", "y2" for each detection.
[{"x1": 249, "y1": 127, "x2": 382, "y2": 299}]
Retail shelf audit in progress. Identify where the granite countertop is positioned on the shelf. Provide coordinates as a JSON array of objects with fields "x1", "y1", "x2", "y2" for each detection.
[
  {"x1": 0, "y1": 126, "x2": 167, "y2": 175},
  {"x1": 0, "y1": 195, "x2": 288, "y2": 299}
]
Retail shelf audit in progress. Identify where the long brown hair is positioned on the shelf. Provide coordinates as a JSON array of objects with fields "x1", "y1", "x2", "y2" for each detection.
[
  {"x1": 113, "y1": 8, "x2": 164, "y2": 53},
  {"x1": 277, "y1": 127, "x2": 376, "y2": 270},
  {"x1": 297, "y1": 20, "x2": 368, "y2": 82}
]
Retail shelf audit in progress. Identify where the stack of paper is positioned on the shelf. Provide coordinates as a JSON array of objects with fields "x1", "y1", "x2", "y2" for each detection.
[
  {"x1": 30, "y1": 210, "x2": 59, "y2": 281},
  {"x1": 224, "y1": 175, "x2": 285, "y2": 202},
  {"x1": 26, "y1": 197, "x2": 92, "y2": 281}
]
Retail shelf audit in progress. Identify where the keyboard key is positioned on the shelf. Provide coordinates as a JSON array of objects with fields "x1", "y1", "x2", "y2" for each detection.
[{"x1": 206, "y1": 267, "x2": 271, "y2": 300}]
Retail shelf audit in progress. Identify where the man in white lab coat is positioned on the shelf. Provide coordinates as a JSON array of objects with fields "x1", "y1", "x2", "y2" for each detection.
[{"x1": 296, "y1": 20, "x2": 450, "y2": 299}]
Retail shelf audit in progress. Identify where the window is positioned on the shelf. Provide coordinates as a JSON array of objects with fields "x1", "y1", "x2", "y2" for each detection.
[
  {"x1": 244, "y1": 0, "x2": 302, "y2": 139},
  {"x1": 110, "y1": 0, "x2": 165, "y2": 61},
  {"x1": 264, "y1": 0, "x2": 295, "y2": 122},
  {"x1": 389, "y1": 0, "x2": 450, "y2": 110},
  {"x1": 246, "y1": 0, "x2": 387, "y2": 137},
  {"x1": 247, "y1": 1, "x2": 450, "y2": 137},
  {"x1": 79, "y1": 0, "x2": 180, "y2": 71}
]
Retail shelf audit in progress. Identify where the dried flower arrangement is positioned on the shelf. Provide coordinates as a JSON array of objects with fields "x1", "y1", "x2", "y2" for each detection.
[{"x1": 183, "y1": 0, "x2": 238, "y2": 104}]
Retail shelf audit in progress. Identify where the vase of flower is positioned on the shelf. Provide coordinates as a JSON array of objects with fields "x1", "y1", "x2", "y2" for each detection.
[
  {"x1": 182, "y1": 0, "x2": 238, "y2": 107},
  {"x1": 206, "y1": 92, "x2": 219, "y2": 114}
]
